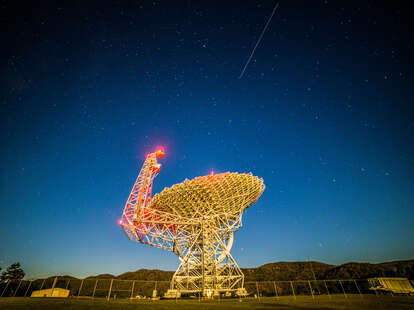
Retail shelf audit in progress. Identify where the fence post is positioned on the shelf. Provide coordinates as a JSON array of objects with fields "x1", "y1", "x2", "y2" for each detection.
[
  {"x1": 24, "y1": 280, "x2": 33, "y2": 297},
  {"x1": 308, "y1": 280, "x2": 314, "y2": 299},
  {"x1": 273, "y1": 281, "x2": 279, "y2": 300},
  {"x1": 39, "y1": 279, "x2": 45, "y2": 290},
  {"x1": 1, "y1": 281, "x2": 10, "y2": 297},
  {"x1": 255, "y1": 281, "x2": 261, "y2": 300},
  {"x1": 353, "y1": 280, "x2": 363, "y2": 298},
  {"x1": 107, "y1": 279, "x2": 114, "y2": 301},
  {"x1": 323, "y1": 280, "x2": 331, "y2": 299},
  {"x1": 339, "y1": 280, "x2": 347, "y2": 298},
  {"x1": 13, "y1": 279, "x2": 23, "y2": 297},
  {"x1": 65, "y1": 279, "x2": 70, "y2": 290},
  {"x1": 92, "y1": 279, "x2": 98, "y2": 298},
  {"x1": 52, "y1": 277, "x2": 57, "y2": 290},
  {"x1": 78, "y1": 279, "x2": 84, "y2": 297},
  {"x1": 51, "y1": 277, "x2": 57, "y2": 296},
  {"x1": 130, "y1": 280, "x2": 135, "y2": 299},
  {"x1": 290, "y1": 281, "x2": 296, "y2": 300}
]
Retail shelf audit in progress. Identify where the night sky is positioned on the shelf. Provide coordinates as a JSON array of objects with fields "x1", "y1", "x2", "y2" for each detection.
[{"x1": 1, "y1": 1, "x2": 413, "y2": 279}]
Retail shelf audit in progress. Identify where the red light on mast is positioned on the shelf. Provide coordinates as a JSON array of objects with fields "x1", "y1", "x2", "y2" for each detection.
[
  {"x1": 155, "y1": 148, "x2": 165, "y2": 158},
  {"x1": 153, "y1": 164, "x2": 161, "y2": 173}
]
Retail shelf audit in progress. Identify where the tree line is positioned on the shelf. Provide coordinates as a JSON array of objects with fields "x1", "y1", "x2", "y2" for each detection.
[{"x1": 0, "y1": 263, "x2": 25, "y2": 282}]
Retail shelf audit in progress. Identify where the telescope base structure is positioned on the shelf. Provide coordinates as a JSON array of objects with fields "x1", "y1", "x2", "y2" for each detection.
[{"x1": 167, "y1": 223, "x2": 246, "y2": 297}]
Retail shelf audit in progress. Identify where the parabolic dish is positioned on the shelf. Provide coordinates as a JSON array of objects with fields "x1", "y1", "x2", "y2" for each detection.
[{"x1": 148, "y1": 172, "x2": 265, "y2": 219}]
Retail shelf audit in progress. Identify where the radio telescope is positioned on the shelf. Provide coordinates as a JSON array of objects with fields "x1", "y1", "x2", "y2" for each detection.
[{"x1": 120, "y1": 149, "x2": 265, "y2": 297}]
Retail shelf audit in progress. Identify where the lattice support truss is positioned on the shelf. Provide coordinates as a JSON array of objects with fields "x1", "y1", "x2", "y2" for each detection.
[
  {"x1": 171, "y1": 213, "x2": 245, "y2": 294},
  {"x1": 120, "y1": 150, "x2": 167, "y2": 244}
]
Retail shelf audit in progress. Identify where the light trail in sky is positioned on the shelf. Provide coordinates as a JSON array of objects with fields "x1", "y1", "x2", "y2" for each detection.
[{"x1": 238, "y1": 2, "x2": 280, "y2": 79}]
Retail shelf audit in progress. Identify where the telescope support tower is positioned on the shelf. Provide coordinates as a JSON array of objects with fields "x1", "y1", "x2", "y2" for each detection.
[{"x1": 170, "y1": 217, "x2": 244, "y2": 296}]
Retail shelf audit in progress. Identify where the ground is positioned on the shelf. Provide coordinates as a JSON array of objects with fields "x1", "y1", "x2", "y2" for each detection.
[{"x1": 0, "y1": 295, "x2": 413, "y2": 310}]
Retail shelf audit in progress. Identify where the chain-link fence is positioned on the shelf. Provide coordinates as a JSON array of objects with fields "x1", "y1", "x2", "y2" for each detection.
[
  {"x1": 246, "y1": 279, "x2": 366, "y2": 299},
  {"x1": 1, "y1": 278, "x2": 413, "y2": 299},
  {"x1": 0, "y1": 277, "x2": 169, "y2": 299}
]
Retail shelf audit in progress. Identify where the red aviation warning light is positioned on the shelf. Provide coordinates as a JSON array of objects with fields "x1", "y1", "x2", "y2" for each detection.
[
  {"x1": 152, "y1": 163, "x2": 161, "y2": 173},
  {"x1": 155, "y1": 148, "x2": 165, "y2": 158}
]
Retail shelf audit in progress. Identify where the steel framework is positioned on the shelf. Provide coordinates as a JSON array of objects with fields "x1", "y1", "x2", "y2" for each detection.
[{"x1": 120, "y1": 149, "x2": 265, "y2": 296}]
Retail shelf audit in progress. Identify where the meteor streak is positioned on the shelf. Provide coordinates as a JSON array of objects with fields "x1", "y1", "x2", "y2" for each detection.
[{"x1": 238, "y1": 2, "x2": 280, "y2": 79}]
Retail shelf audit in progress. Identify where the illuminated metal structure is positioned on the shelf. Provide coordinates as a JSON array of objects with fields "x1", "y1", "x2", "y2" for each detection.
[{"x1": 120, "y1": 149, "x2": 265, "y2": 296}]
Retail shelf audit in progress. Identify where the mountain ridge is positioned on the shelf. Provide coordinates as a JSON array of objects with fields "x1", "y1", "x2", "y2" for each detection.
[{"x1": 77, "y1": 259, "x2": 414, "y2": 281}]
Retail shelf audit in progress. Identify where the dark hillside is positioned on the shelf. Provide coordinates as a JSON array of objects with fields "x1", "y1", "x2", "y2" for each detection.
[
  {"x1": 75, "y1": 259, "x2": 414, "y2": 281},
  {"x1": 117, "y1": 269, "x2": 174, "y2": 281},
  {"x1": 323, "y1": 260, "x2": 414, "y2": 280},
  {"x1": 243, "y1": 261, "x2": 334, "y2": 281}
]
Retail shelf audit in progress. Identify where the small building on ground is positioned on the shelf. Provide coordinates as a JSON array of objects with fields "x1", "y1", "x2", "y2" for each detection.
[
  {"x1": 31, "y1": 288, "x2": 70, "y2": 298},
  {"x1": 368, "y1": 277, "x2": 414, "y2": 295}
]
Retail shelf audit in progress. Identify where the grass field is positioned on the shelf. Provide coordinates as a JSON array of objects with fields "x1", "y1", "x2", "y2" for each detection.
[{"x1": 0, "y1": 295, "x2": 413, "y2": 310}]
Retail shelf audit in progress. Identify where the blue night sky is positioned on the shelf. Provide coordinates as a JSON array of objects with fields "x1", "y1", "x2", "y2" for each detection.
[{"x1": 1, "y1": 1, "x2": 413, "y2": 279}]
